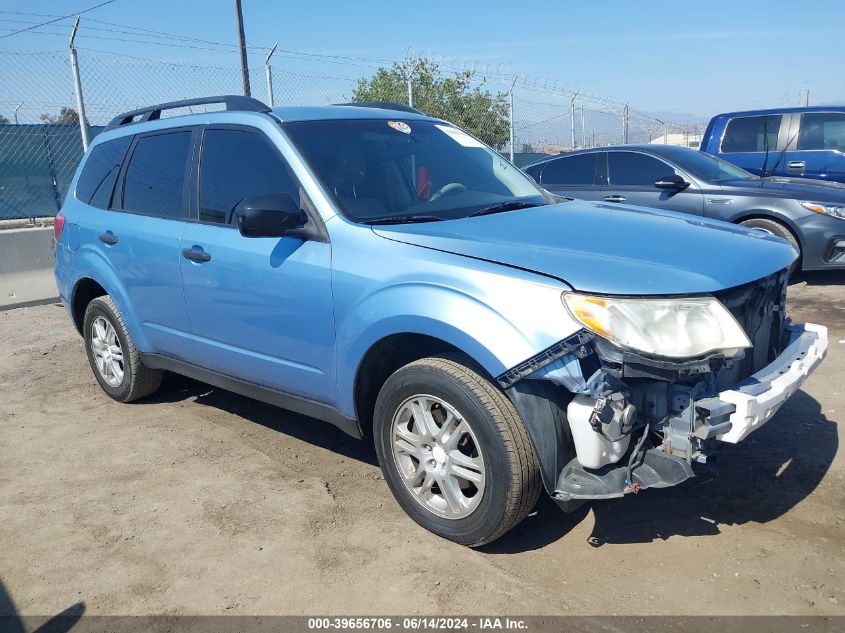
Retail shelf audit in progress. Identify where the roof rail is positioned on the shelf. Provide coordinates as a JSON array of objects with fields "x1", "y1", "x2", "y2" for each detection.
[
  {"x1": 104, "y1": 95, "x2": 271, "y2": 132},
  {"x1": 335, "y1": 101, "x2": 423, "y2": 115}
]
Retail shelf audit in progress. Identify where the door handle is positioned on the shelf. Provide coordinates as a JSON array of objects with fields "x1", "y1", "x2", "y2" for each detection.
[
  {"x1": 181, "y1": 247, "x2": 211, "y2": 263},
  {"x1": 786, "y1": 160, "x2": 806, "y2": 170},
  {"x1": 603, "y1": 195, "x2": 626, "y2": 203},
  {"x1": 98, "y1": 231, "x2": 118, "y2": 245}
]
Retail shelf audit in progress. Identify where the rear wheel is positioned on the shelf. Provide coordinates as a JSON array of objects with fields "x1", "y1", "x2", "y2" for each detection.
[
  {"x1": 373, "y1": 356, "x2": 541, "y2": 547},
  {"x1": 83, "y1": 295, "x2": 162, "y2": 402},
  {"x1": 739, "y1": 218, "x2": 801, "y2": 272}
]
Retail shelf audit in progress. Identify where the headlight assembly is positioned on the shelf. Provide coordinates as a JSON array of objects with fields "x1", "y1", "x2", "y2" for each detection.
[
  {"x1": 801, "y1": 201, "x2": 845, "y2": 219},
  {"x1": 562, "y1": 292, "x2": 751, "y2": 359}
]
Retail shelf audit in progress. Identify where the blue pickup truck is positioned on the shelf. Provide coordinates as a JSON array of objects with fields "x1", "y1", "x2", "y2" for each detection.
[{"x1": 701, "y1": 106, "x2": 845, "y2": 183}]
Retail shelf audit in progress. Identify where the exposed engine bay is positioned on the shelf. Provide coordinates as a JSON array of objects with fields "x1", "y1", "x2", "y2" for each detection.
[{"x1": 502, "y1": 270, "x2": 829, "y2": 510}]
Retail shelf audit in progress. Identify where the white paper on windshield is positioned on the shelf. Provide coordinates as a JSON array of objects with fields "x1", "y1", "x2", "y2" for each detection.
[{"x1": 435, "y1": 124, "x2": 486, "y2": 148}]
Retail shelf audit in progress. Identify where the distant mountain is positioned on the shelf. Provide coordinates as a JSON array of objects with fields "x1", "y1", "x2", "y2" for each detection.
[{"x1": 644, "y1": 110, "x2": 708, "y2": 124}]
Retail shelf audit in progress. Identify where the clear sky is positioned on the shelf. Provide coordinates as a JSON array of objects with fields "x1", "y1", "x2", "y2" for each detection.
[{"x1": 1, "y1": 0, "x2": 843, "y2": 119}]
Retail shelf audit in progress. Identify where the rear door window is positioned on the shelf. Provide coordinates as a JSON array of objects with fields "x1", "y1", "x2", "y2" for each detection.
[
  {"x1": 198, "y1": 128, "x2": 300, "y2": 225},
  {"x1": 607, "y1": 152, "x2": 676, "y2": 186},
  {"x1": 797, "y1": 112, "x2": 845, "y2": 152},
  {"x1": 121, "y1": 130, "x2": 191, "y2": 219},
  {"x1": 540, "y1": 153, "x2": 597, "y2": 186},
  {"x1": 721, "y1": 115, "x2": 781, "y2": 153},
  {"x1": 75, "y1": 136, "x2": 132, "y2": 209}
]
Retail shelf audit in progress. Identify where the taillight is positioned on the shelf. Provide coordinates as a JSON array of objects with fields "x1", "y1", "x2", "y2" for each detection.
[{"x1": 54, "y1": 212, "x2": 66, "y2": 242}]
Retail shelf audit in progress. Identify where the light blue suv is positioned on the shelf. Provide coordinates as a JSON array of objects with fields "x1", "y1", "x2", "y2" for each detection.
[{"x1": 55, "y1": 96, "x2": 828, "y2": 546}]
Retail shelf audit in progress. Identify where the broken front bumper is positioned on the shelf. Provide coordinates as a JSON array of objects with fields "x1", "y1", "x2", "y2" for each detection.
[
  {"x1": 551, "y1": 322, "x2": 828, "y2": 506},
  {"x1": 715, "y1": 323, "x2": 828, "y2": 443}
]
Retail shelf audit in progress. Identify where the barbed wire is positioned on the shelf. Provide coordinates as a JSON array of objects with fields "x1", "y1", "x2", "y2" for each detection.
[{"x1": 0, "y1": 45, "x2": 704, "y2": 220}]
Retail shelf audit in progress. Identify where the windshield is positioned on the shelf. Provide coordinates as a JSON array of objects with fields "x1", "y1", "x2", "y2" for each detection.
[
  {"x1": 283, "y1": 118, "x2": 549, "y2": 223},
  {"x1": 669, "y1": 149, "x2": 756, "y2": 183}
]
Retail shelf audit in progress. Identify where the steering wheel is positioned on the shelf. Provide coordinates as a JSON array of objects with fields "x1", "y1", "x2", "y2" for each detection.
[{"x1": 429, "y1": 182, "x2": 467, "y2": 202}]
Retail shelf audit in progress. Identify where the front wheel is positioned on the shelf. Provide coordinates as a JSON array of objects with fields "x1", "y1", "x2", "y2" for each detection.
[{"x1": 373, "y1": 356, "x2": 541, "y2": 547}]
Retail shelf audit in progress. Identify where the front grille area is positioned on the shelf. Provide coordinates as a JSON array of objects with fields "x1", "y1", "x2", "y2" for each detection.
[{"x1": 712, "y1": 270, "x2": 788, "y2": 390}]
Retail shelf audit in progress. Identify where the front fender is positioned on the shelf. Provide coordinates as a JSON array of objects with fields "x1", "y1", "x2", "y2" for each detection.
[{"x1": 335, "y1": 278, "x2": 576, "y2": 417}]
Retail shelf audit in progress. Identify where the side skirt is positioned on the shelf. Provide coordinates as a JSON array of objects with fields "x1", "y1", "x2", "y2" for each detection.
[{"x1": 138, "y1": 353, "x2": 362, "y2": 439}]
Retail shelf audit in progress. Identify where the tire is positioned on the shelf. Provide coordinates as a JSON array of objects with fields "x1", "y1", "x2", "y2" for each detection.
[
  {"x1": 373, "y1": 356, "x2": 541, "y2": 547},
  {"x1": 82, "y1": 295, "x2": 162, "y2": 403},
  {"x1": 739, "y1": 218, "x2": 801, "y2": 272}
]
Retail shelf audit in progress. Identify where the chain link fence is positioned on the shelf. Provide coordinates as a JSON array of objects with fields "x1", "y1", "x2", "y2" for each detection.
[{"x1": 0, "y1": 48, "x2": 701, "y2": 220}]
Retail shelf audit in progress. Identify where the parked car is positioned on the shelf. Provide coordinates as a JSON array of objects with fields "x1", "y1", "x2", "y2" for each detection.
[
  {"x1": 524, "y1": 145, "x2": 845, "y2": 271},
  {"x1": 55, "y1": 96, "x2": 827, "y2": 546},
  {"x1": 700, "y1": 106, "x2": 845, "y2": 182}
]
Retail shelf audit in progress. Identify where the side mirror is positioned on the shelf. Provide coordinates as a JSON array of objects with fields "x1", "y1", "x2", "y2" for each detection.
[
  {"x1": 654, "y1": 173, "x2": 690, "y2": 190},
  {"x1": 236, "y1": 193, "x2": 306, "y2": 238}
]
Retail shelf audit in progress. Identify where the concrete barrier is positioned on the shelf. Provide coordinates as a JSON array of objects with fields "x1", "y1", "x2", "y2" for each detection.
[{"x1": 0, "y1": 226, "x2": 59, "y2": 310}]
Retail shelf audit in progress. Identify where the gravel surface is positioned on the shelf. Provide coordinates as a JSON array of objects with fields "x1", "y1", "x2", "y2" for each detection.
[{"x1": 1, "y1": 271, "x2": 843, "y2": 616}]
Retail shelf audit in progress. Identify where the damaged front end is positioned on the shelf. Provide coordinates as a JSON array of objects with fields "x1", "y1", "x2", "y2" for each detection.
[{"x1": 500, "y1": 271, "x2": 828, "y2": 511}]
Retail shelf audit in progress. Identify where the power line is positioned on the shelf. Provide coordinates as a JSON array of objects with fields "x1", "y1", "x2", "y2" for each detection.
[
  {"x1": 0, "y1": 0, "x2": 117, "y2": 40},
  {"x1": 0, "y1": 17, "x2": 244, "y2": 48},
  {"x1": 0, "y1": 8, "x2": 671, "y2": 126},
  {"x1": 0, "y1": 8, "x2": 267, "y2": 51}
]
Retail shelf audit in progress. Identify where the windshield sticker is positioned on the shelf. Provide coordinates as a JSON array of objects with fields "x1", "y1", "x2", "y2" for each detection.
[
  {"x1": 388, "y1": 120, "x2": 411, "y2": 134},
  {"x1": 435, "y1": 124, "x2": 486, "y2": 148}
]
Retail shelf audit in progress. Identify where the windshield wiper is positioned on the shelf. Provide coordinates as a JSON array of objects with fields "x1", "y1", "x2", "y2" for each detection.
[
  {"x1": 363, "y1": 214, "x2": 445, "y2": 225},
  {"x1": 467, "y1": 201, "x2": 541, "y2": 218}
]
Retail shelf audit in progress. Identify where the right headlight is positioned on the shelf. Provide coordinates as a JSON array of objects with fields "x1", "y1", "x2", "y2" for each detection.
[
  {"x1": 801, "y1": 201, "x2": 845, "y2": 220},
  {"x1": 562, "y1": 292, "x2": 751, "y2": 359}
]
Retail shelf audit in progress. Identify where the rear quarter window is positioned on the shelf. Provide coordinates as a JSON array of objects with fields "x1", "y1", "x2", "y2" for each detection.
[{"x1": 75, "y1": 136, "x2": 132, "y2": 209}]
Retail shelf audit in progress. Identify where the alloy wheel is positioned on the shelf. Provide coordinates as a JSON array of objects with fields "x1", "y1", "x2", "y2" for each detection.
[
  {"x1": 390, "y1": 394, "x2": 485, "y2": 519},
  {"x1": 90, "y1": 316, "x2": 124, "y2": 387}
]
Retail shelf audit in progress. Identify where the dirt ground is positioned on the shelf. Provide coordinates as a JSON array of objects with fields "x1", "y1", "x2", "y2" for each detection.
[{"x1": 1, "y1": 272, "x2": 843, "y2": 617}]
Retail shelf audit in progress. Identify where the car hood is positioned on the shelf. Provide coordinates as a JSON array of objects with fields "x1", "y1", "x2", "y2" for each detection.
[
  {"x1": 721, "y1": 176, "x2": 845, "y2": 202},
  {"x1": 372, "y1": 201, "x2": 797, "y2": 295}
]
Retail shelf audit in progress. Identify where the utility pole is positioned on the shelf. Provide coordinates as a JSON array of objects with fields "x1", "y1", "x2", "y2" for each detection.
[
  {"x1": 508, "y1": 75, "x2": 518, "y2": 162},
  {"x1": 233, "y1": 0, "x2": 251, "y2": 97},
  {"x1": 265, "y1": 43, "x2": 277, "y2": 106},
  {"x1": 580, "y1": 106, "x2": 585, "y2": 148},
  {"x1": 13, "y1": 101, "x2": 22, "y2": 125},
  {"x1": 68, "y1": 17, "x2": 90, "y2": 151},
  {"x1": 655, "y1": 118, "x2": 666, "y2": 144},
  {"x1": 622, "y1": 103, "x2": 629, "y2": 144},
  {"x1": 399, "y1": 58, "x2": 422, "y2": 108},
  {"x1": 570, "y1": 91, "x2": 579, "y2": 149}
]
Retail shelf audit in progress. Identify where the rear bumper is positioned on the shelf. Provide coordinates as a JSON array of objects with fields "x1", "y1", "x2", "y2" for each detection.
[{"x1": 715, "y1": 322, "x2": 827, "y2": 443}]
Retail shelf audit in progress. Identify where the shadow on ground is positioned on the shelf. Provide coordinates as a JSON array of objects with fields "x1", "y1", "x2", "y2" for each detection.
[
  {"x1": 143, "y1": 366, "x2": 836, "y2": 555},
  {"x1": 485, "y1": 390, "x2": 837, "y2": 552},
  {"x1": 789, "y1": 269, "x2": 845, "y2": 286},
  {"x1": 0, "y1": 578, "x2": 84, "y2": 633},
  {"x1": 146, "y1": 372, "x2": 378, "y2": 466}
]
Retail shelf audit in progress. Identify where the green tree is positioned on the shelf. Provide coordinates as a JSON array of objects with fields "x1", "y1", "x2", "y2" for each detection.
[
  {"x1": 0, "y1": 114, "x2": 9, "y2": 125},
  {"x1": 352, "y1": 58, "x2": 510, "y2": 149},
  {"x1": 40, "y1": 107, "x2": 86, "y2": 125},
  {"x1": 521, "y1": 142, "x2": 535, "y2": 153}
]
